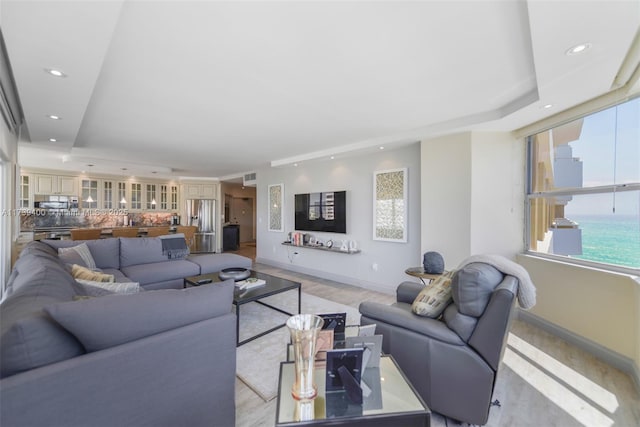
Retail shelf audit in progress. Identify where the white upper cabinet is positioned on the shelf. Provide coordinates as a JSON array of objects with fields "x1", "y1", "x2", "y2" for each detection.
[
  {"x1": 184, "y1": 183, "x2": 217, "y2": 199},
  {"x1": 34, "y1": 174, "x2": 78, "y2": 195}
]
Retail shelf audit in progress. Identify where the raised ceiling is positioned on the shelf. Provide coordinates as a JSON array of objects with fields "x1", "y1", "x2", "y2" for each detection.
[{"x1": 2, "y1": 0, "x2": 639, "y2": 179}]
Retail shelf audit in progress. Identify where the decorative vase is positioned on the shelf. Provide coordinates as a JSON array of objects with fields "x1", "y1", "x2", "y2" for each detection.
[
  {"x1": 423, "y1": 251, "x2": 445, "y2": 274},
  {"x1": 286, "y1": 314, "x2": 324, "y2": 400}
]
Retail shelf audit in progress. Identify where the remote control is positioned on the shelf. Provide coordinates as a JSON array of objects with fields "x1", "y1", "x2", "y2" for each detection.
[{"x1": 196, "y1": 278, "x2": 213, "y2": 285}]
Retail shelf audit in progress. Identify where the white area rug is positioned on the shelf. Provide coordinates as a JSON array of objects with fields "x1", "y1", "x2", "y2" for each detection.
[{"x1": 235, "y1": 290, "x2": 360, "y2": 402}]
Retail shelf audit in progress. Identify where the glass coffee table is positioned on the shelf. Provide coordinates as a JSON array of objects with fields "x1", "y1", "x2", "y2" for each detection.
[
  {"x1": 184, "y1": 270, "x2": 301, "y2": 346},
  {"x1": 275, "y1": 355, "x2": 430, "y2": 426}
]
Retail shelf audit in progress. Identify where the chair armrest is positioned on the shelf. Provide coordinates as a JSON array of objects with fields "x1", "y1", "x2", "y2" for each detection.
[
  {"x1": 359, "y1": 301, "x2": 464, "y2": 346},
  {"x1": 396, "y1": 281, "x2": 424, "y2": 304}
]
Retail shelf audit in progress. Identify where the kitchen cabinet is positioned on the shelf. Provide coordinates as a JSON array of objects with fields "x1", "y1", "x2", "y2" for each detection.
[
  {"x1": 19, "y1": 175, "x2": 31, "y2": 208},
  {"x1": 34, "y1": 174, "x2": 78, "y2": 195},
  {"x1": 159, "y1": 184, "x2": 179, "y2": 211},
  {"x1": 80, "y1": 179, "x2": 98, "y2": 209},
  {"x1": 184, "y1": 183, "x2": 217, "y2": 199},
  {"x1": 145, "y1": 184, "x2": 157, "y2": 210}
]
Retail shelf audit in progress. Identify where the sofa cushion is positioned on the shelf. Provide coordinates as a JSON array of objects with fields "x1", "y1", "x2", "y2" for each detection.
[
  {"x1": 0, "y1": 258, "x2": 84, "y2": 378},
  {"x1": 120, "y1": 260, "x2": 200, "y2": 286},
  {"x1": 101, "y1": 268, "x2": 133, "y2": 283},
  {"x1": 451, "y1": 263, "x2": 504, "y2": 317},
  {"x1": 45, "y1": 279, "x2": 235, "y2": 352},
  {"x1": 187, "y1": 253, "x2": 252, "y2": 274},
  {"x1": 58, "y1": 243, "x2": 97, "y2": 269},
  {"x1": 75, "y1": 279, "x2": 140, "y2": 297},
  {"x1": 44, "y1": 238, "x2": 121, "y2": 270},
  {"x1": 119, "y1": 237, "x2": 167, "y2": 267}
]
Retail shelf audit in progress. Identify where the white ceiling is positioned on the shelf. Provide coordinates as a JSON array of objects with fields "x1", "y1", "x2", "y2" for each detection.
[{"x1": 2, "y1": 0, "x2": 639, "y2": 179}]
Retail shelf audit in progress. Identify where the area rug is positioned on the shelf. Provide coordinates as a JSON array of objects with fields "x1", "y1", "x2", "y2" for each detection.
[{"x1": 235, "y1": 290, "x2": 360, "y2": 402}]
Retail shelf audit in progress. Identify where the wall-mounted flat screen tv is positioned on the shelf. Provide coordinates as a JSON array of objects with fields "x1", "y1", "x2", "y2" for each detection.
[{"x1": 295, "y1": 191, "x2": 346, "y2": 233}]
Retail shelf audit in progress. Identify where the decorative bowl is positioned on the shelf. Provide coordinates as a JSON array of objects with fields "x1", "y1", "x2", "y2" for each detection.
[{"x1": 218, "y1": 267, "x2": 251, "y2": 282}]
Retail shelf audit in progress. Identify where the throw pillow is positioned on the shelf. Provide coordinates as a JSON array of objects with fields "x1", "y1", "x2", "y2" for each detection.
[
  {"x1": 58, "y1": 243, "x2": 96, "y2": 269},
  {"x1": 44, "y1": 279, "x2": 235, "y2": 352},
  {"x1": 411, "y1": 270, "x2": 456, "y2": 318},
  {"x1": 75, "y1": 279, "x2": 140, "y2": 297},
  {"x1": 70, "y1": 264, "x2": 115, "y2": 283}
]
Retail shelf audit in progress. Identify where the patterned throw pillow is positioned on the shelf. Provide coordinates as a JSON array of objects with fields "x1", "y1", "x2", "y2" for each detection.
[
  {"x1": 411, "y1": 270, "x2": 456, "y2": 318},
  {"x1": 58, "y1": 243, "x2": 96, "y2": 269},
  {"x1": 70, "y1": 264, "x2": 115, "y2": 283}
]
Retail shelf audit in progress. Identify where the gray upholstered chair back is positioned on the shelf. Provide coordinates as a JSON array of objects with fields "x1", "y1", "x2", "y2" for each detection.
[{"x1": 444, "y1": 263, "x2": 517, "y2": 370}]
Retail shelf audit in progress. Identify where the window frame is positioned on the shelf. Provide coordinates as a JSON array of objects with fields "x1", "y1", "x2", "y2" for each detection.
[{"x1": 524, "y1": 99, "x2": 640, "y2": 275}]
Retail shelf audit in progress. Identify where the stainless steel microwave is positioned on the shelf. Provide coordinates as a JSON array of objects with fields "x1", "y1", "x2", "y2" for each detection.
[{"x1": 34, "y1": 195, "x2": 79, "y2": 210}]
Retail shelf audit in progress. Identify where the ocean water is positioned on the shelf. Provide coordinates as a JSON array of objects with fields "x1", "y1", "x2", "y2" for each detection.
[{"x1": 570, "y1": 215, "x2": 640, "y2": 269}]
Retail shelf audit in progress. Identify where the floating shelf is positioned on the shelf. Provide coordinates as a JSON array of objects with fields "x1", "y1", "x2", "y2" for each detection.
[{"x1": 281, "y1": 242, "x2": 361, "y2": 254}]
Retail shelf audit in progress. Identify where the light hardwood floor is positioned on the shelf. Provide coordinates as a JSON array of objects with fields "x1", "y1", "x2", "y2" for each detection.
[{"x1": 234, "y1": 258, "x2": 640, "y2": 426}]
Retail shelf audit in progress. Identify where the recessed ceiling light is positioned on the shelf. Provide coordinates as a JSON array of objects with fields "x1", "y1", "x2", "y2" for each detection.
[
  {"x1": 47, "y1": 115, "x2": 61, "y2": 120},
  {"x1": 49, "y1": 138, "x2": 57, "y2": 142},
  {"x1": 330, "y1": 156, "x2": 335, "y2": 160},
  {"x1": 543, "y1": 104, "x2": 553, "y2": 109},
  {"x1": 294, "y1": 163, "x2": 298, "y2": 167},
  {"x1": 45, "y1": 68, "x2": 66, "y2": 78},
  {"x1": 379, "y1": 146, "x2": 385, "y2": 150},
  {"x1": 566, "y1": 43, "x2": 591, "y2": 55}
]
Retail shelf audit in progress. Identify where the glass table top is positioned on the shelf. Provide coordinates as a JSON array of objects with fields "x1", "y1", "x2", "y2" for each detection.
[{"x1": 276, "y1": 355, "x2": 428, "y2": 425}]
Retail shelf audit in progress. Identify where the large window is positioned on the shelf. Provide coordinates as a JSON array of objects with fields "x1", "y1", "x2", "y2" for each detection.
[{"x1": 527, "y1": 98, "x2": 639, "y2": 271}]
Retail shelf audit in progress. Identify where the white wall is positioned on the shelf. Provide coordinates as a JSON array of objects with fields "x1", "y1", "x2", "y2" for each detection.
[
  {"x1": 256, "y1": 143, "x2": 421, "y2": 294},
  {"x1": 421, "y1": 133, "x2": 472, "y2": 266},
  {"x1": 421, "y1": 131, "x2": 525, "y2": 267},
  {"x1": 518, "y1": 255, "x2": 640, "y2": 388},
  {"x1": 470, "y1": 132, "x2": 525, "y2": 257}
]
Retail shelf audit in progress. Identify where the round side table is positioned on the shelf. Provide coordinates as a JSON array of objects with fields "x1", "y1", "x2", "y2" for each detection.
[{"x1": 405, "y1": 267, "x2": 447, "y2": 285}]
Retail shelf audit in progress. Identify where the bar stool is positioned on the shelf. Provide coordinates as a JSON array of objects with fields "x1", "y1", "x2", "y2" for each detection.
[
  {"x1": 146, "y1": 227, "x2": 171, "y2": 237},
  {"x1": 176, "y1": 225, "x2": 197, "y2": 249},
  {"x1": 70, "y1": 228, "x2": 102, "y2": 240},
  {"x1": 112, "y1": 228, "x2": 139, "y2": 238}
]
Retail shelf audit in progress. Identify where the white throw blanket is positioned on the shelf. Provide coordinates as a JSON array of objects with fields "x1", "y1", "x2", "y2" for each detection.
[{"x1": 457, "y1": 254, "x2": 536, "y2": 309}]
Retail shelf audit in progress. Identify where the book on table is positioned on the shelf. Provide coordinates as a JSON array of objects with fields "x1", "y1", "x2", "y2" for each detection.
[{"x1": 235, "y1": 277, "x2": 266, "y2": 290}]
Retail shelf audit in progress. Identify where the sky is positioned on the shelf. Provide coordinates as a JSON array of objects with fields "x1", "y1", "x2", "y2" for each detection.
[{"x1": 563, "y1": 97, "x2": 639, "y2": 216}]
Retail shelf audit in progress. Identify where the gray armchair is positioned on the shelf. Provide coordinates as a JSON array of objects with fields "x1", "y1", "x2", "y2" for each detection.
[{"x1": 359, "y1": 263, "x2": 518, "y2": 425}]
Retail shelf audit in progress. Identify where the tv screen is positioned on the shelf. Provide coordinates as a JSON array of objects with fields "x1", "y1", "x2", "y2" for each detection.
[{"x1": 295, "y1": 191, "x2": 346, "y2": 233}]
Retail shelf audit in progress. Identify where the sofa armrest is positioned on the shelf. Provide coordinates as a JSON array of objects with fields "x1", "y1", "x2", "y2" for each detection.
[
  {"x1": 396, "y1": 281, "x2": 424, "y2": 304},
  {"x1": 359, "y1": 301, "x2": 464, "y2": 346},
  {"x1": 0, "y1": 314, "x2": 236, "y2": 427}
]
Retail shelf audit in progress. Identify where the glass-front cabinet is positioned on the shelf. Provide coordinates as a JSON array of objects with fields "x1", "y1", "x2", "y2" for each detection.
[
  {"x1": 130, "y1": 183, "x2": 142, "y2": 210},
  {"x1": 19, "y1": 175, "x2": 31, "y2": 208},
  {"x1": 170, "y1": 185, "x2": 178, "y2": 210},
  {"x1": 117, "y1": 182, "x2": 127, "y2": 209},
  {"x1": 102, "y1": 181, "x2": 113, "y2": 209},
  {"x1": 146, "y1": 184, "x2": 157, "y2": 210},
  {"x1": 81, "y1": 179, "x2": 98, "y2": 209}
]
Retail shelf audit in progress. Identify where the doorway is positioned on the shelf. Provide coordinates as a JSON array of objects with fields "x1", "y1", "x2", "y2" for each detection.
[{"x1": 231, "y1": 197, "x2": 254, "y2": 243}]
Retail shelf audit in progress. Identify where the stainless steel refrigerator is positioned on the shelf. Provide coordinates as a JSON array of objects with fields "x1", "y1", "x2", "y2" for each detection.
[{"x1": 185, "y1": 199, "x2": 216, "y2": 253}]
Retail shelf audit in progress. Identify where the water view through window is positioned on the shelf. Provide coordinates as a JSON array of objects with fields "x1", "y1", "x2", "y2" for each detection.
[{"x1": 528, "y1": 98, "x2": 639, "y2": 270}]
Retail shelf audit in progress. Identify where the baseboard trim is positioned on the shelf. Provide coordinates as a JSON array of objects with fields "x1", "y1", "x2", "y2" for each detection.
[
  {"x1": 517, "y1": 309, "x2": 640, "y2": 393},
  {"x1": 254, "y1": 257, "x2": 394, "y2": 295}
]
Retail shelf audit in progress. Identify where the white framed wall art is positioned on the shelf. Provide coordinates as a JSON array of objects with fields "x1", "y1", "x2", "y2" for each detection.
[
  {"x1": 268, "y1": 183, "x2": 284, "y2": 232},
  {"x1": 373, "y1": 168, "x2": 407, "y2": 242}
]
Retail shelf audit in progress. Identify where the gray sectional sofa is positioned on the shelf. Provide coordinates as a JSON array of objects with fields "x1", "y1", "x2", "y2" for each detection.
[{"x1": 0, "y1": 238, "x2": 252, "y2": 427}]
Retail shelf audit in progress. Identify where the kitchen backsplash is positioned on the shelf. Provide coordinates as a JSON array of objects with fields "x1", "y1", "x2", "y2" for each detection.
[{"x1": 21, "y1": 212, "x2": 173, "y2": 230}]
